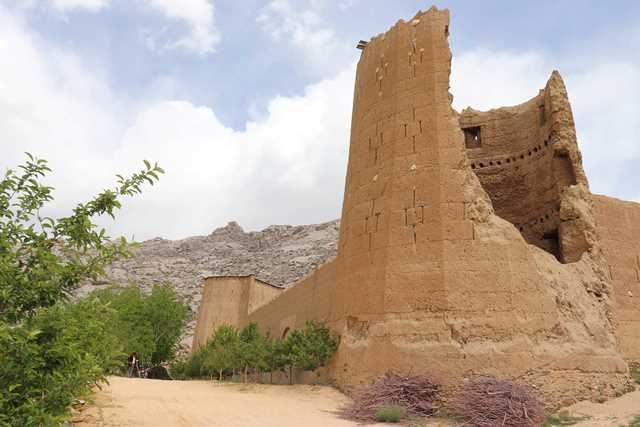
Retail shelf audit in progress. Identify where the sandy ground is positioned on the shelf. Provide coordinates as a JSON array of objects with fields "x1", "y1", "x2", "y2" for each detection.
[
  {"x1": 563, "y1": 389, "x2": 640, "y2": 426},
  {"x1": 74, "y1": 377, "x2": 640, "y2": 427},
  {"x1": 74, "y1": 376, "x2": 391, "y2": 427}
]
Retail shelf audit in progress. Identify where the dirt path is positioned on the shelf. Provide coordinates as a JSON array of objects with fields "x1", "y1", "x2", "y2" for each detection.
[
  {"x1": 562, "y1": 389, "x2": 640, "y2": 426},
  {"x1": 74, "y1": 376, "x2": 385, "y2": 427},
  {"x1": 74, "y1": 376, "x2": 640, "y2": 427}
]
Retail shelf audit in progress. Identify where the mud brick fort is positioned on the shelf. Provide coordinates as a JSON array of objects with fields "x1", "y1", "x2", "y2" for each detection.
[{"x1": 194, "y1": 7, "x2": 640, "y2": 404}]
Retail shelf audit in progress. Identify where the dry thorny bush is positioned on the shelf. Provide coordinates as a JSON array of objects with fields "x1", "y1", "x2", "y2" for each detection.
[
  {"x1": 451, "y1": 376, "x2": 545, "y2": 427},
  {"x1": 338, "y1": 373, "x2": 441, "y2": 423}
]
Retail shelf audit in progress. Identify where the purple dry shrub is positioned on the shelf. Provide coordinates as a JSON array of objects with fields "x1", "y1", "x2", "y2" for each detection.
[
  {"x1": 338, "y1": 373, "x2": 441, "y2": 423},
  {"x1": 452, "y1": 376, "x2": 545, "y2": 427}
]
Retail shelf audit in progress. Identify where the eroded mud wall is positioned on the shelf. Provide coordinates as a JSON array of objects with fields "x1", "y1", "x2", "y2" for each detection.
[{"x1": 459, "y1": 74, "x2": 589, "y2": 263}]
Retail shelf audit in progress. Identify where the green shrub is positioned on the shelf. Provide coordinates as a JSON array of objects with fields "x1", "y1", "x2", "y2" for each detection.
[
  {"x1": 375, "y1": 405, "x2": 405, "y2": 423},
  {"x1": 0, "y1": 153, "x2": 162, "y2": 424},
  {"x1": 90, "y1": 284, "x2": 190, "y2": 368},
  {"x1": 0, "y1": 299, "x2": 123, "y2": 425},
  {"x1": 629, "y1": 363, "x2": 640, "y2": 385},
  {"x1": 176, "y1": 321, "x2": 339, "y2": 383},
  {"x1": 543, "y1": 411, "x2": 590, "y2": 426},
  {"x1": 288, "y1": 321, "x2": 339, "y2": 371}
]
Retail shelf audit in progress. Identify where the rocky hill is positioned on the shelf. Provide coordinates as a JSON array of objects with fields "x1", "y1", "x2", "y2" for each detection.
[{"x1": 77, "y1": 219, "x2": 340, "y2": 347}]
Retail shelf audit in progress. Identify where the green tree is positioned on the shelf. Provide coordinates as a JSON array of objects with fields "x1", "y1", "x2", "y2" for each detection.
[
  {"x1": 0, "y1": 154, "x2": 163, "y2": 323},
  {"x1": 287, "y1": 321, "x2": 339, "y2": 383},
  {"x1": 91, "y1": 284, "x2": 189, "y2": 367},
  {"x1": 0, "y1": 153, "x2": 162, "y2": 425},
  {"x1": 0, "y1": 299, "x2": 123, "y2": 426},
  {"x1": 238, "y1": 323, "x2": 268, "y2": 382},
  {"x1": 202, "y1": 325, "x2": 239, "y2": 381},
  {"x1": 264, "y1": 333, "x2": 288, "y2": 384}
]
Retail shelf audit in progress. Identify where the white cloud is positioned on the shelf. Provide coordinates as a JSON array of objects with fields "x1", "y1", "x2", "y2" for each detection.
[
  {"x1": 451, "y1": 49, "x2": 549, "y2": 111},
  {"x1": 0, "y1": 5, "x2": 638, "y2": 242},
  {"x1": 257, "y1": 0, "x2": 353, "y2": 74},
  {"x1": 141, "y1": 0, "x2": 220, "y2": 56},
  {"x1": 0, "y1": 7, "x2": 352, "y2": 240},
  {"x1": 50, "y1": 0, "x2": 109, "y2": 12}
]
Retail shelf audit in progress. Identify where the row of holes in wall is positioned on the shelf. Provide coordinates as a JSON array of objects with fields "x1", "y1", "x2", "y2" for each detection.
[
  {"x1": 513, "y1": 205, "x2": 560, "y2": 233},
  {"x1": 469, "y1": 140, "x2": 552, "y2": 170}
]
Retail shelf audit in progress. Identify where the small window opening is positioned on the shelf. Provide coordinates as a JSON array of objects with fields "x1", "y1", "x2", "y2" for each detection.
[
  {"x1": 539, "y1": 104, "x2": 546, "y2": 126},
  {"x1": 463, "y1": 126, "x2": 482, "y2": 149},
  {"x1": 542, "y1": 229, "x2": 561, "y2": 260}
]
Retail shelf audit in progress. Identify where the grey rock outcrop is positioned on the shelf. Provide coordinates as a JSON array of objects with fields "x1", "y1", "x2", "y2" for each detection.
[{"x1": 76, "y1": 219, "x2": 340, "y2": 347}]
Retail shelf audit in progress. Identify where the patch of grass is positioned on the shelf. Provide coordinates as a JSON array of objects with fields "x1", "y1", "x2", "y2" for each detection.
[
  {"x1": 375, "y1": 405, "x2": 405, "y2": 423},
  {"x1": 629, "y1": 363, "x2": 640, "y2": 385},
  {"x1": 626, "y1": 415, "x2": 640, "y2": 427},
  {"x1": 543, "y1": 411, "x2": 590, "y2": 426}
]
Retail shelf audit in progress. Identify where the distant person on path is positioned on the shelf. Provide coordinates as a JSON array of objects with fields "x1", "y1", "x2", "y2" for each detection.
[{"x1": 127, "y1": 352, "x2": 140, "y2": 378}]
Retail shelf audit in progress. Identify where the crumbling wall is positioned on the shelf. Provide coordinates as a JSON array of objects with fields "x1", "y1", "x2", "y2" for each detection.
[
  {"x1": 459, "y1": 73, "x2": 590, "y2": 263},
  {"x1": 593, "y1": 195, "x2": 640, "y2": 360}
]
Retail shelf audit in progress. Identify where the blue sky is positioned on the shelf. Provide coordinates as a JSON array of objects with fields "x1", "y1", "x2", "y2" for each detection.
[{"x1": 1, "y1": 0, "x2": 638, "y2": 239}]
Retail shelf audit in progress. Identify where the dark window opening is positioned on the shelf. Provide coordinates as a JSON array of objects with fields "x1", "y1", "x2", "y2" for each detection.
[
  {"x1": 542, "y1": 229, "x2": 561, "y2": 260},
  {"x1": 282, "y1": 327, "x2": 291, "y2": 339},
  {"x1": 463, "y1": 126, "x2": 482, "y2": 149}
]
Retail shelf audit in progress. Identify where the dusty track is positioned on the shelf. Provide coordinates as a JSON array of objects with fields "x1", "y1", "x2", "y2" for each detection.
[
  {"x1": 75, "y1": 376, "x2": 382, "y2": 427},
  {"x1": 75, "y1": 377, "x2": 640, "y2": 427}
]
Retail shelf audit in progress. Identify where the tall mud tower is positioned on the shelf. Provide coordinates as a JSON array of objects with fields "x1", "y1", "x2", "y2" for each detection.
[{"x1": 330, "y1": 7, "x2": 628, "y2": 401}]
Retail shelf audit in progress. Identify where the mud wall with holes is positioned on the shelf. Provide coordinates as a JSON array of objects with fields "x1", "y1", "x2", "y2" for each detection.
[
  {"x1": 593, "y1": 195, "x2": 640, "y2": 360},
  {"x1": 459, "y1": 81, "x2": 587, "y2": 262},
  {"x1": 192, "y1": 276, "x2": 282, "y2": 350}
]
